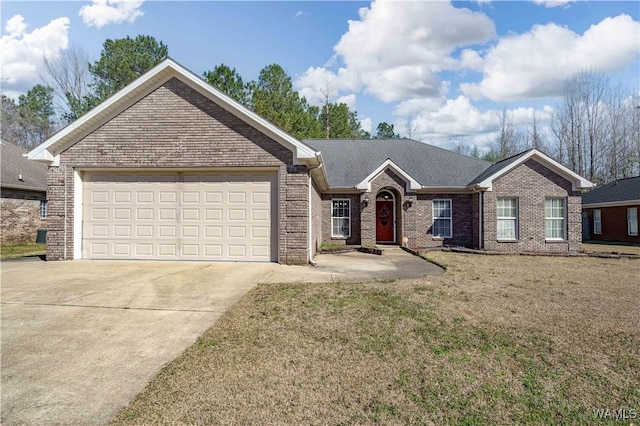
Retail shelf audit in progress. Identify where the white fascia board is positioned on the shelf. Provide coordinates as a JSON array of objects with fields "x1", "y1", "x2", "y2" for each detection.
[
  {"x1": 582, "y1": 200, "x2": 640, "y2": 209},
  {"x1": 355, "y1": 159, "x2": 422, "y2": 192},
  {"x1": 476, "y1": 149, "x2": 594, "y2": 191},
  {"x1": 27, "y1": 58, "x2": 318, "y2": 165}
]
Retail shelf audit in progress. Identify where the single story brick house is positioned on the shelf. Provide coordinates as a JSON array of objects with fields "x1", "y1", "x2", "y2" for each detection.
[
  {"x1": 28, "y1": 59, "x2": 592, "y2": 264},
  {"x1": 1, "y1": 141, "x2": 48, "y2": 245},
  {"x1": 582, "y1": 176, "x2": 639, "y2": 244}
]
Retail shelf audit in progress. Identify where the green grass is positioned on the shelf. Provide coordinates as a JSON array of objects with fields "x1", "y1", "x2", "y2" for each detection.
[{"x1": 1, "y1": 243, "x2": 46, "y2": 259}]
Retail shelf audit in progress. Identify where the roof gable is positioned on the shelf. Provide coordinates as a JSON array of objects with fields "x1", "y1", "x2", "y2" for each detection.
[
  {"x1": 355, "y1": 159, "x2": 422, "y2": 191},
  {"x1": 470, "y1": 149, "x2": 593, "y2": 192},
  {"x1": 27, "y1": 58, "x2": 319, "y2": 167}
]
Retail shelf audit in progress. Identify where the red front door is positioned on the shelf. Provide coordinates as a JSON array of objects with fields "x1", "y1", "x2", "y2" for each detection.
[{"x1": 376, "y1": 200, "x2": 395, "y2": 242}]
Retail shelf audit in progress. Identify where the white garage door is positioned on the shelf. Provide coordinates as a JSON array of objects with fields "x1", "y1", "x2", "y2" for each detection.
[{"x1": 82, "y1": 172, "x2": 277, "y2": 261}]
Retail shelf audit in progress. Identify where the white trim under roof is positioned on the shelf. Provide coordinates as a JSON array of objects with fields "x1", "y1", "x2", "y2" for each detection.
[
  {"x1": 356, "y1": 159, "x2": 422, "y2": 192},
  {"x1": 582, "y1": 199, "x2": 640, "y2": 209},
  {"x1": 27, "y1": 58, "x2": 319, "y2": 168},
  {"x1": 475, "y1": 150, "x2": 593, "y2": 192}
]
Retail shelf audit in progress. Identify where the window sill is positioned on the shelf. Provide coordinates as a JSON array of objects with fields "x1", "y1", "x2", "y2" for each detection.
[
  {"x1": 545, "y1": 239, "x2": 567, "y2": 243},
  {"x1": 497, "y1": 239, "x2": 519, "y2": 243},
  {"x1": 431, "y1": 236, "x2": 450, "y2": 240},
  {"x1": 331, "y1": 236, "x2": 349, "y2": 240}
]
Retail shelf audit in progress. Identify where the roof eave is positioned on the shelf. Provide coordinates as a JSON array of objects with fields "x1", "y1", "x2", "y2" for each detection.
[{"x1": 582, "y1": 199, "x2": 640, "y2": 209}]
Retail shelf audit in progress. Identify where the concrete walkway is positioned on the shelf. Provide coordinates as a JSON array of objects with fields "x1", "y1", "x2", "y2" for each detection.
[
  {"x1": 0, "y1": 248, "x2": 440, "y2": 425},
  {"x1": 260, "y1": 246, "x2": 443, "y2": 283}
]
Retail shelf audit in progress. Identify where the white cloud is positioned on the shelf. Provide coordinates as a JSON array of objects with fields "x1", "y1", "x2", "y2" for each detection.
[
  {"x1": 462, "y1": 14, "x2": 640, "y2": 101},
  {"x1": 79, "y1": 0, "x2": 144, "y2": 28},
  {"x1": 0, "y1": 15, "x2": 70, "y2": 96},
  {"x1": 295, "y1": 1, "x2": 495, "y2": 104},
  {"x1": 294, "y1": 10, "x2": 304, "y2": 18},
  {"x1": 532, "y1": 0, "x2": 574, "y2": 8},
  {"x1": 360, "y1": 117, "x2": 373, "y2": 135},
  {"x1": 296, "y1": 66, "x2": 359, "y2": 106},
  {"x1": 336, "y1": 94, "x2": 356, "y2": 109}
]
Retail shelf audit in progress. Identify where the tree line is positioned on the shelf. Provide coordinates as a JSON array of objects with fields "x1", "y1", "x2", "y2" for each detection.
[
  {"x1": 2, "y1": 34, "x2": 637, "y2": 184},
  {"x1": 1, "y1": 35, "x2": 399, "y2": 152}
]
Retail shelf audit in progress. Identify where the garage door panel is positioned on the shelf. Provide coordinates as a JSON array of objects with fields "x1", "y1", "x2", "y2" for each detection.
[{"x1": 83, "y1": 172, "x2": 276, "y2": 261}]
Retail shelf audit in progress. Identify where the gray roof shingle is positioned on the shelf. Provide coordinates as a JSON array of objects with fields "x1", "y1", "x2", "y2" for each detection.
[
  {"x1": 1, "y1": 142, "x2": 48, "y2": 192},
  {"x1": 305, "y1": 138, "x2": 491, "y2": 188},
  {"x1": 468, "y1": 149, "x2": 534, "y2": 186},
  {"x1": 582, "y1": 176, "x2": 640, "y2": 205}
]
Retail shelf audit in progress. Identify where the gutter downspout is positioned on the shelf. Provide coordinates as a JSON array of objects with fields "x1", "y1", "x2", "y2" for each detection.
[
  {"x1": 478, "y1": 190, "x2": 483, "y2": 250},
  {"x1": 63, "y1": 165, "x2": 68, "y2": 260},
  {"x1": 307, "y1": 156, "x2": 323, "y2": 266}
]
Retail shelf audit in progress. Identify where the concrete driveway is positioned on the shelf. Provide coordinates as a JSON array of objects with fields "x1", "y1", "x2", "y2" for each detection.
[{"x1": 1, "y1": 248, "x2": 440, "y2": 425}]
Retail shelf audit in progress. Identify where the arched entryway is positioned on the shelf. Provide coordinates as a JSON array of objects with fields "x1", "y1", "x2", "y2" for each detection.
[{"x1": 376, "y1": 190, "x2": 396, "y2": 243}]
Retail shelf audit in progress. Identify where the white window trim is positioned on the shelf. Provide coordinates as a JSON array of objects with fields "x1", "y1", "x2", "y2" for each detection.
[
  {"x1": 593, "y1": 209, "x2": 601, "y2": 235},
  {"x1": 497, "y1": 197, "x2": 518, "y2": 241},
  {"x1": 40, "y1": 200, "x2": 48, "y2": 219},
  {"x1": 628, "y1": 207, "x2": 638, "y2": 236},
  {"x1": 545, "y1": 197, "x2": 566, "y2": 241},
  {"x1": 331, "y1": 198, "x2": 351, "y2": 238},
  {"x1": 432, "y1": 199, "x2": 452, "y2": 239}
]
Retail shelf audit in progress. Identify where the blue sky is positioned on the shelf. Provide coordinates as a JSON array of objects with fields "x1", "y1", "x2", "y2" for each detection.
[{"x1": 2, "y1": 1, "x2": 638, "y2": 150}]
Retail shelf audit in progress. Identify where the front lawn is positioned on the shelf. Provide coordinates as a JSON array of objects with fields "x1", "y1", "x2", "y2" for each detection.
[
  {"x1": 0, "y1": 243, "x2": 46, "y2": 259},
  {"x1": 112, "y1": 252, "x2": 639, "y2": 425}
]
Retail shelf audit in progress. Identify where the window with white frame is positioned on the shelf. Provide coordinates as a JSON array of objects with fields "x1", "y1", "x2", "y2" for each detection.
[
  {"x1": 497, "y1": 197, "x2": 518, "y2": 240},
  {"x1": 331, "y1": 199, "x2": 351, "y2": 238},
  {"x1": 40, "y1": 200, "x2": 47, "y2": 219},
  {"x1": 628, "y1": 207, "x2": 638, "y2": 236},
  {"x1": 432, "y1": 199, "x2": 452, "y2": 238},
  {"x1": 545, "y1": 198, "x2": 566, "y2": 240},
  {"x1": 593, "y1": 209, "x2": 601, "y2": 234}
]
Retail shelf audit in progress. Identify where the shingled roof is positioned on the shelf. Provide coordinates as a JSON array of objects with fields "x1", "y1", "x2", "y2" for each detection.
[
  {"x1": 305, "y1": 138, "x2": 491, "y2": 188},
  {"x1": 582, "y1": 176, "x2": 640, "y2": 206},
  {"x1": 1, "y1": 141, "x2": 48, "y2": 192}
]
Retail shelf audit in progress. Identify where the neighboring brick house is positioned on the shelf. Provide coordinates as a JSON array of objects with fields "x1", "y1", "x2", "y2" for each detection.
[
  {"x1": 1, "y1": 141, "x2": 48, "y2": 245},
  {"x1": 582, "y1": 176, "x2": 640, "y2": 244},
  {"x1": 27, "y1": 58, "x2": 593, "y2": 264}
]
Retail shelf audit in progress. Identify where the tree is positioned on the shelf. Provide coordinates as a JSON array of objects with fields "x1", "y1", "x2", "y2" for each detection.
[
  {"x1": 89, "y1": 35, "x2": 168, "y2": 103},
  {"x1": 1, "y1": 95, "x2": 22, "y2": 145},
  {"x1": 203, "y1": 64, "x2": 251, "y2": 106},
  {"x1": 527, "y1": 111, "x2": 545, "y2": 151},
  {"x1": 15, "y1": 85, "x2": 57, "y2": 148},
  {"x1": 494, "y1": 109, "x2": 522, "y2": 160},
  {"x1": 251, "y1": 64, "x2": 321, "y2": 139},
  {"x1": 374, "y1": 122, "x2": 400, "y2": 139},
  {"x1": 42, "y1": 44, "x2": 92, "y2": 122},
  {"x1": 317, "y1": 102, "x2": 368, "y2": 139},
  {"x1": 551, "y1": 70, "x2": 639, "y2": 183}
]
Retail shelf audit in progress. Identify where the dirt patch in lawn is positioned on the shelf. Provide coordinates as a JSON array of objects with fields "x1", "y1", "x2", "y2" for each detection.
[
  {"x1": 112, "y1": 253, "x2": 639, "y2": 425},
  {"x1": 582, "y1": 242, "x2": 640, "y2": 256}
]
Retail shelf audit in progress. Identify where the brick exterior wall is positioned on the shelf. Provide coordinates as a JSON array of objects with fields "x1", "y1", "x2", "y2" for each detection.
[
  {"x1": 321, "y1": 193, "x2": 362, "y2": 246},
  {"x1": 1, "y1": 188, "x2": 46, "y2": 244},
  {"x1": 584, "y1": 205, "x2": 640, "y2": 243},
  {"x1": 47, "y1": 77, "x2": 309, "y2": 264},
  {"x1": 318, "y1": 169, "x2": 476, "y2": 250},
  {"x1": 483, "y1": 159, "x2": 582, "y2": 253}
]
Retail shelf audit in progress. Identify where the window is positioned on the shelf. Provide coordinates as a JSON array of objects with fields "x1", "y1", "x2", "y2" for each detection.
[
  {"x1": 40, "y1": 200, "x2": 47, "y2": 218},
  {"x1": 545, "y1": 198, "x2": 565, "y2": 240},
  {"x1": 432, "y1": 199, "x2": 452, "y2": 238},
  {"x1": 593, "y1": 209, "x2": 601, "y2": 234},
  {"x1": 331, "y1": 199, "x2": 350, "y2": 238},
  {"x1": 628, "y1": 208, "x2": 638, "y2": 236},
  {"x1": 497, "y1": 197, "x2": 518, "y2": 240}
]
